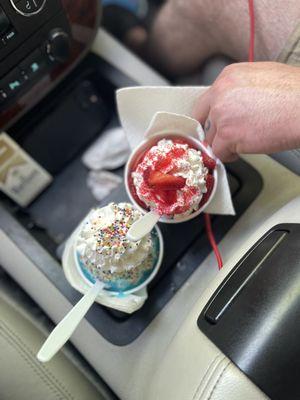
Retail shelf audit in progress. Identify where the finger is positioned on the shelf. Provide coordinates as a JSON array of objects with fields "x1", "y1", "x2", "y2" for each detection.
[
  {"x1": 203, "y1": 114, "x2": 217, "y2": 146},
  {"x1": 192, "y1": 88, "x2": 212, "y2": 125},
  {"x1": 211, "y1": 133, "x2": 239, "y2": 163}
]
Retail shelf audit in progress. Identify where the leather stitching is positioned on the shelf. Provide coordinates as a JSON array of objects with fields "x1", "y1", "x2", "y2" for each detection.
[
  {"x1": 194, "y1": 356, "x2": 226, "y2": 400},
  {"x1": 2, "y1": 320, "x2": 74, "y2": 397},
  {"x1": 206, "y1": 361, "x2": 231, "y2": 400},
  {"x1": 0, "y1": 328, "x2": 65, "y2": 400},
  {"x1": 1, "y1": 321, "x2": 76, "y2": 400},
  {"x1": 0, "y1": 321, "x2": 76, "y2": 400},
  {"x1": 192, "y1": 354, "x2": 223, "y2": 400}
]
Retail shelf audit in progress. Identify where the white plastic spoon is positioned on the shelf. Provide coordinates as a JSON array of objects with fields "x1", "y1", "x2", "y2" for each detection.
[
  {"x1": 126, "y1": 210, "x2": 160, "y2": 242},
  {"x1": 37, "y1": 280, "x2": 103, "y2": 363}
]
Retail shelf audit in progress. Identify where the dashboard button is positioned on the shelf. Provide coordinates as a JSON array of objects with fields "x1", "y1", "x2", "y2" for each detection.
[
  {"x1": 19, "y1": 49, "x2": 48, "y2": 79},
  {"x1": 1, "y1": 28, "x2": 17, "y2": 45},
  {"x1": 15, "y1": 0, "x2": 38, "y2": 13},
  {"x1": 0, "y1": 89, "x2": 8, "y2": 104},
  {"x1": 0, "y1": 7, "x2": 10, "y2": 35},
  {"x1": 10, "y1": 0, "x2": 46, "y2": 16},
  {"x1": 2, "y1": 68, "x2": 26, "y2": 96},
  {"x1": 46, "y1": 29, "x2": 70, "y2": 63}
]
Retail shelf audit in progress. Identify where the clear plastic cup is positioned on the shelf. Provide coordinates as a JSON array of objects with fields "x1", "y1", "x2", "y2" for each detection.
[{"x1": 125, "y1": 133, "x2": 218, "y2": 224}]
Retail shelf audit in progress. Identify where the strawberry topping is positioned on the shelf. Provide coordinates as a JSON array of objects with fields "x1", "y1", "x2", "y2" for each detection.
[
  {"x1": 156, "y1": 189, "x2": 177, "y2": 205},
  {"x1": 155, "y1": 156, "x2": 172, "y2": 171},
  {"x1": 147, "y1": 171, "x2": 186, "y2": 190},
  {"x1": 130, "y1": 136, "x2": 215, "y2": 217},
  {"x1": 199, "y1": 174, "x2": 215, "y2": 208},
  {"x1": 201, "y1": 152, "x2": 216, "y2": 170}
]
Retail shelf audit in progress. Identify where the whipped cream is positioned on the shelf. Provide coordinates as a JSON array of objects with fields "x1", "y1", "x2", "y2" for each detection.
[
  {"x1": 132, "y1": 138, "x2": 208, "y2": 218},
  {"x1": 75, "y1": 203, "x2": 153, "y2": 283}
]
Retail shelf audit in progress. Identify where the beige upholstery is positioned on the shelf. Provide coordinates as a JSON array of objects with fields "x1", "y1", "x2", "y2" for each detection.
[
  {"x1": 0, "y1": 289, "x2": 110, "y2": 400},
  {"x1": 147, "y1": 335, "x2": 268, "y2": 400}
]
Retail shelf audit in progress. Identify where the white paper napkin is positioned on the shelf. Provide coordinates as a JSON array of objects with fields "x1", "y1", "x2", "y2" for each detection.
[{"x1": 116, "y1": 86, "x2": 235, "y2": 215}]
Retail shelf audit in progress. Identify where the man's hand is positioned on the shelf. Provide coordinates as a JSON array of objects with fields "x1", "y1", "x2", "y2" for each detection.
[{"x1": 193, "y1": 62, "x2": 300, "y2": 162}]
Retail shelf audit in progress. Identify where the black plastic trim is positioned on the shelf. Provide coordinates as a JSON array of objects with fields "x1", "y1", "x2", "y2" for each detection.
[
  {"x1": 204, "y1": 230, "x2": 288, "y2": 324},
  {"x1": 198, "y1": 223, "x2": 300, "y2": 400}
]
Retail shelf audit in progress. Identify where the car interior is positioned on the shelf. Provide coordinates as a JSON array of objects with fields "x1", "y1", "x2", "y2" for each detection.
[{"x1": 0, "y1": 1, "x2": 300, "y2": 399}]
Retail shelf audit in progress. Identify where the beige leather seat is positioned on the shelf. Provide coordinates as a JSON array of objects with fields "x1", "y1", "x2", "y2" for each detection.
[{"x1": 0, "y1": 271, "x2": 114, "y2": 400}]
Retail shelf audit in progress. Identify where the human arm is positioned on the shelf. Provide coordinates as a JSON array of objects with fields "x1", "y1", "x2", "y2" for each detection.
[{"x1": 193, "y1": 62, "x2": 300, "y2": 161}]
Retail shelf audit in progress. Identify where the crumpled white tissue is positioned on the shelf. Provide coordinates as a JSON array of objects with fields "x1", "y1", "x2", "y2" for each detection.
[
  {"x1": 116, "y1": 86, "x2": 235, "y2": 215},
  {"x1": 87, "y1": 170, "x2": 122, "y2": 201},
  {"x1": 82, "y1": 126, "x2": 130, "y2": 170}
]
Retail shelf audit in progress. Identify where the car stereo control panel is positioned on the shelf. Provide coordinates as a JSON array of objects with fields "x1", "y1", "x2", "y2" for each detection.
[
  {"x1": 0, "y1": 0, "x2": 63, "y2": 70},
  {"x1": 0, "y1": 0, "x2": 100, "y2": 130}
]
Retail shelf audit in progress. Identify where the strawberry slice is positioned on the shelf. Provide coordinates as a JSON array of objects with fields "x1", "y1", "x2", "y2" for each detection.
[
  {"x1": 156, "y1": 156, "x2": 172, "y2": 171},
  {"x1": 147, "y1": 171, "x2": 186, "y2": 190},
  {"x1": 202, "y1": 151, "x2": 216, "y2": 170},
  {"x1": 170, "y1": 147, "x2": 186, "y2": 158},
  {"x1": 156, "y1": 190, "x2": 177, "y2": 205},
  {"x1": 199, "y1": 174, "x2": 215, "y2": 207}
]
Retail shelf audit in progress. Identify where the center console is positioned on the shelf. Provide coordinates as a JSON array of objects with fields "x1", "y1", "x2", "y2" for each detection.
[
  {"x1": 1, "y1": 49, "x2": 263, "y2": 344},
  {"x1": 198, "y1": 223, "x2": 300, "y2": 400}
]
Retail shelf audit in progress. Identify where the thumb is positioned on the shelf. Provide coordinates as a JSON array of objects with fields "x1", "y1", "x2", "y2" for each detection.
[
  {"x1": 211, "y1": 133, "x2": 239, "y2": 163},
  {"x1": 192, "y1": 88, "x2": 212, "y2": 126}
]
